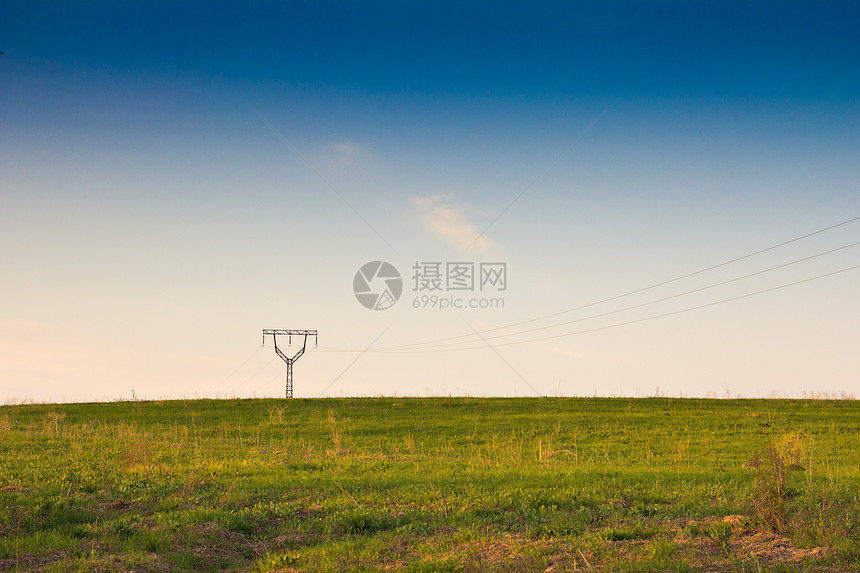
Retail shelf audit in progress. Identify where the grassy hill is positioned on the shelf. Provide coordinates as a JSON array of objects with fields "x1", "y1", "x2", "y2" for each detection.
[{"x1": 1, "y1": 397, "x2": 858, "y2": 571}]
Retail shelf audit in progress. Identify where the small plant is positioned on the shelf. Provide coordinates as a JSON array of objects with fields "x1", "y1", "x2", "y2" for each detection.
[
  {"x1": 108, "y1": 517, "x2": 139, "y2": 540},
  {"x1": 649, "y1": 537, "x2": 677, "y2": 561},
  {"x1": 253, "y1": 552, "x2": 298, "y2": 572},
  {"x1": 225, "y1": 512, "x2": 256, "y2": 536},
  {"x1": 746, "y1": 433, "x2": 805, "y2": 533},
  {"x1": 336, "y1": 509, "x2": 392, "y2": 535},
  {"x1": 268, "y1": 406, "x2": 285, "y2": 425},
  {"x1": 704, "y1": 522, "x2": 733, "y2": 555},
  {"x1": 41, "y1": 411, "x2": 64, "y2": 436},
  {"x1": 326, "y1": 409, "x2": 348, "y2": 456}
]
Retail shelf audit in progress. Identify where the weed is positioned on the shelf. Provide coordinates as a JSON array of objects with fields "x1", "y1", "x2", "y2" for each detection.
[
  {"x1": 225, "y1": 512, "x2": 256, "y2": 536},
  {"x1": 704, "y1": 521, "x2": 733, "y2": 555},
  {"x1": 649, "y1": 537, "x2": 677, "y2": 561},
  {"x1": 108, "y1": 517, "x2": 139, "y2": 540},
  {"x1": 268, "y1": 406, "x2": 285, "y2": 425},
  {"x1": 336, "y1": 509, "x2": 393, "y2": 535},
  {"x1": 746, "y1": 433, "x2": 805, "y2": 533},
  {"x1": 326, "y1": 409, "x2": 348, "y2": 456},
  {"x1": 41, "y1": 411, "x2": 64, "y2": 437},
  {"x1": 253, "y1": 551, "x2": 298, "y2": 572}
]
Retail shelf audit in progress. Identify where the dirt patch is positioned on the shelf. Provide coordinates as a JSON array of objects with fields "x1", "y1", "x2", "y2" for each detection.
[
  {"x1": 186, "y1": 521, "x2": 259, "y2": 568},
  {"x1": 0, "y1": 485, "x2": 32, "y2": 493},
  {"x1": 732, "y1": 530, "x2": 827, "y2": 563},
  {"x1": 101, "y1": 500, "x2": 133, "y2": 512},
  {"x1": 660, "y1": 515, "x2": 833, "y2": 572},
  {"x1": 0, "y1": 550, "x2": 69, "y2": 573}
]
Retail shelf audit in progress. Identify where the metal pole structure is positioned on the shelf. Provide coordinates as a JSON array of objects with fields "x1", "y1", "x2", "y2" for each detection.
[{"x1": 263, "y1": 329, "x2": 318, "y2": 398}]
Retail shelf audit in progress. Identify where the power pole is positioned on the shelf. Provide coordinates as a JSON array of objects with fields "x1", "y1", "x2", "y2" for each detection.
[{"x1": 262, "y1": 329, "x2": 318, "y2": 398}]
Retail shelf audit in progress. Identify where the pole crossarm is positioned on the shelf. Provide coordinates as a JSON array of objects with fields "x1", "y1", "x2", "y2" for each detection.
[
  {"x1": 262, "y1": 329, "x2": 318, "y2": 337},
  {"x1": 263, "y1": 329, "x2": 318, "y2": 398}
]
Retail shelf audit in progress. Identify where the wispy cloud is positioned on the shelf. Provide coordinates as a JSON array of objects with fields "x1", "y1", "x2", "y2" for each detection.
[
  {"x1": 253, "y1": 112, "x2": 393, "y2": 249},
  {"x1": 329, "y1": 141, "x2": 371, "y2": 169},
  {"x1": 412, "y1": 195, "x2": 494, "y2": 252}
]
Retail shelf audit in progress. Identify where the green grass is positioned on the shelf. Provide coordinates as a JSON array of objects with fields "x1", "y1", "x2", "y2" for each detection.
[{"x1": 0, "y1": 397, "x2": 858, "y2": 571}]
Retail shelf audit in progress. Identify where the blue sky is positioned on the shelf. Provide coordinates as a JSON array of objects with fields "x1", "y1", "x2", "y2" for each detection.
[{"x1": 2, "y1": 1, "x2": 859, "y2": 401}]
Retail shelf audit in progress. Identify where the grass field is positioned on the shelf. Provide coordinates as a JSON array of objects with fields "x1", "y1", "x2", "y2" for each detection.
[{"x1": 0, "y1": 397, "x2": 858, "y2": 572}]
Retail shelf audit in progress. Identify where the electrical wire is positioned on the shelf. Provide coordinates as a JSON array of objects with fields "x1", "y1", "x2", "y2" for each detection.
[
  {"x1": 372, "y1": 240, "x2": 860, "y2": 352},
  {"x1": 249, "y1": 368, "x2": 287, "y2": 397},
  {"x1": 229, "y1": 355, "x2": 279, "y2": 394},
  {"x1": 208, "y1": 344, "x2": 265, "y2": 395},
  {"x1": 317, "y1": 247, "x2": 859, "y2": 355},
  {"x1": 368, "y1": 214, "x2": 860, "y2": 352},
  {"x1": 375, "y1": 263, "x2": 860, "y2": 353}
]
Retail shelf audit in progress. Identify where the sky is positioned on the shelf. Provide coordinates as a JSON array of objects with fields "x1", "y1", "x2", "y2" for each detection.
[{"x1": 2, "y1": 1, "x2": 859, "y2": 402}]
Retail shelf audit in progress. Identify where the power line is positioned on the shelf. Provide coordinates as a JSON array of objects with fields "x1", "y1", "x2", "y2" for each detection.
[
  {"x1": 376, "y1": 214, "x2": 860, "y2": 352},
  {"x1": 249, "y1": 368, "x2": 288, "y2": 397},
  {"x1": 317, "y1": 323, "x2": 394, "y2": 397},
  {"x1": 208, "y1": 345, "x2": 265, "y2": 396},
  {"x1": 378, "y1": 263, "x2": 860, "y2": 353},
  {"x1": 376, "y1": 240, "x2": 860, "y2": 352},
  {"x1": 317, "y1": 261, "x2": 859, "y2": 354},
  {"x1": 229, "y1": 356, "x2": 279, "y2": 394},
  {"x1": 463, "y1": 318, "x2": 543, "y2": 397}
]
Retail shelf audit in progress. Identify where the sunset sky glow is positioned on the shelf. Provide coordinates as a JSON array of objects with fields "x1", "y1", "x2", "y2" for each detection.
[{"x1": 2, "y1": 1, "x2": 859, "y2": 402}]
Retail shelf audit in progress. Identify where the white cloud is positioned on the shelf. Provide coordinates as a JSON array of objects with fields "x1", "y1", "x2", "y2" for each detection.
[{"x1": 412, "y1": 195, "x2": 494, "y2": 252}]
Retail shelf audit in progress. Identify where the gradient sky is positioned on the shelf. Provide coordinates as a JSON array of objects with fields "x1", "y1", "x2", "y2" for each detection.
[{"x1": 2, "y1": 1, "x2": 859, "y2": 402}]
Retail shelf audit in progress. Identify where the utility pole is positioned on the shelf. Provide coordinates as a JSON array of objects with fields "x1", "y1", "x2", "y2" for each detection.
[{"x1": 262, "y1": 329, "x2": 317, "y2": 398}]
